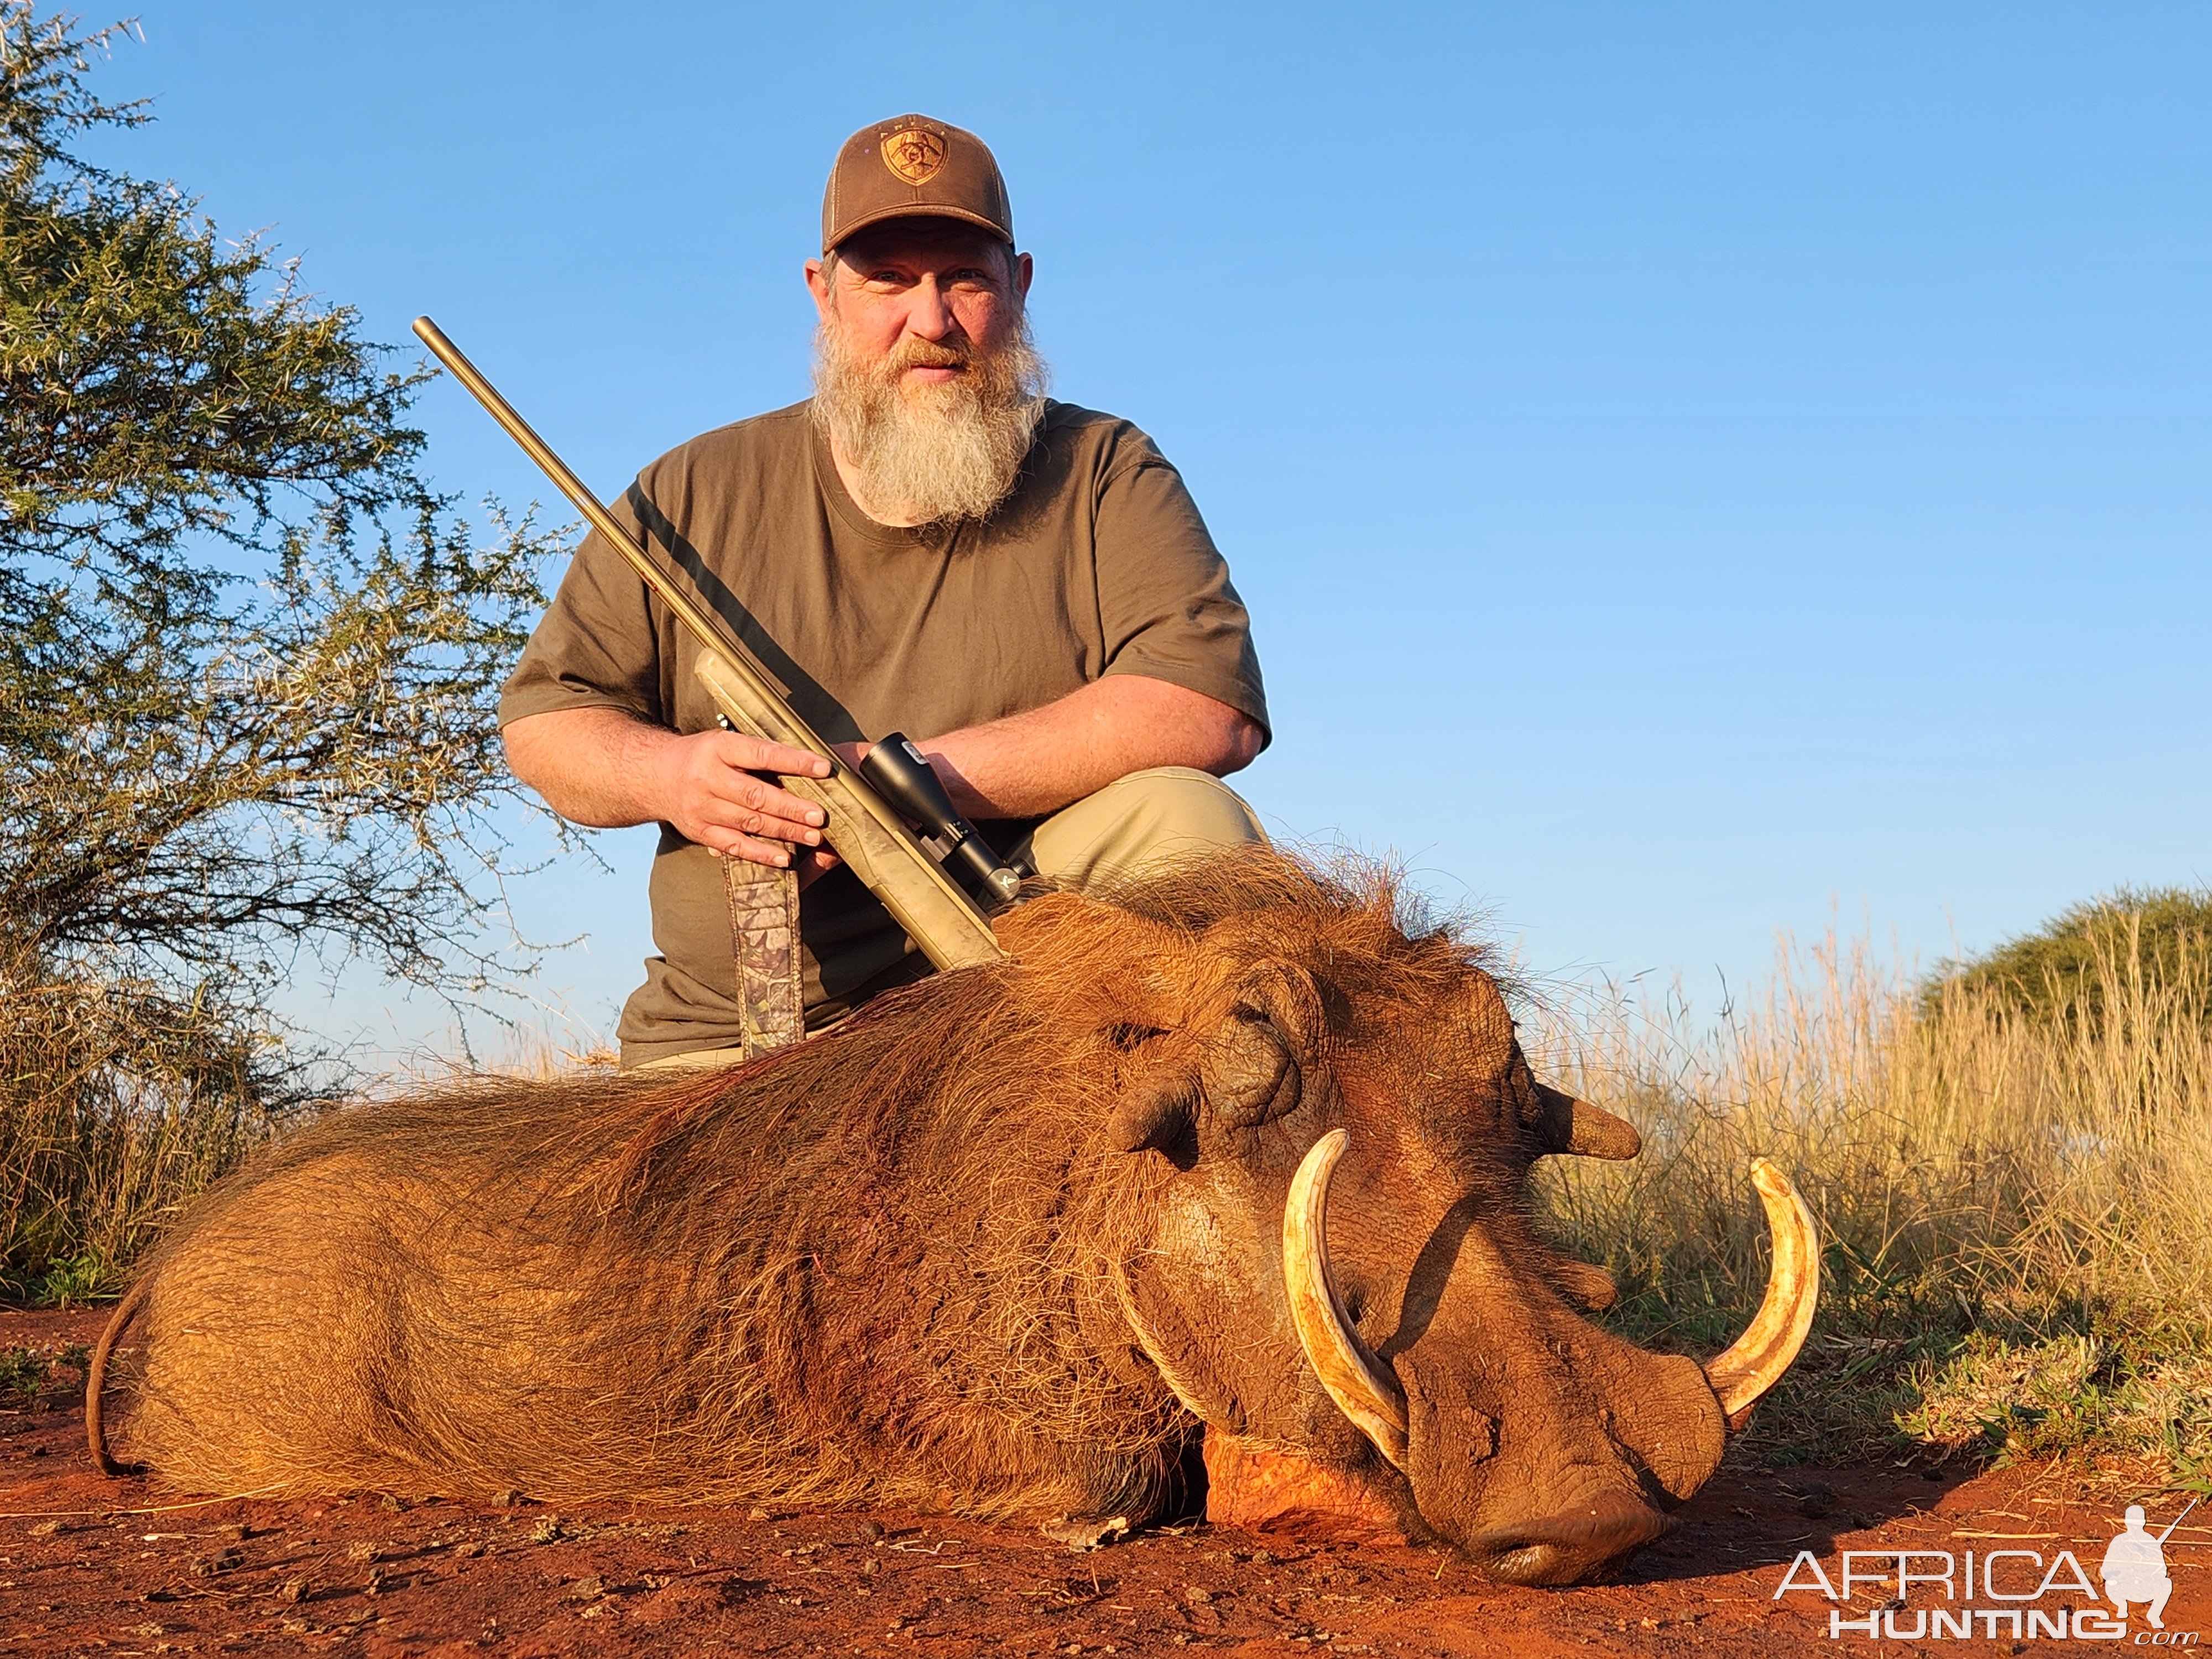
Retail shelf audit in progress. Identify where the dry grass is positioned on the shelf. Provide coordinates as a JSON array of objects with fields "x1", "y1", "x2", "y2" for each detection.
[
  {"x1": 0, "y1": 982, "x2": 611, "y2": 1308},
  {"x1": 1529, "y1": 915, "x2": 2212, "y2": 1482},
  {"x1": 0, "y1": 968, "x2": 319, "y2": 1304}
]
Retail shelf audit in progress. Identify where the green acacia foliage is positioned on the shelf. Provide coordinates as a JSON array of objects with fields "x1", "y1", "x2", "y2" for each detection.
[
  {"x1": 1, "y1": 7, "x2": 560, "y2": 992},
  {"x1": 1928, "y1": 888, "x2": 2212, "y2": 1033},
  {"x1": 0, "y1": 8, "x2": 562, "y2": 1297}
]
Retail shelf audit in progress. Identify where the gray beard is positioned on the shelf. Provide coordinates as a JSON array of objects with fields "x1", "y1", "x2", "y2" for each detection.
[{"x1": 810, "y1": 316, "x2": 1049, "y2": 526}]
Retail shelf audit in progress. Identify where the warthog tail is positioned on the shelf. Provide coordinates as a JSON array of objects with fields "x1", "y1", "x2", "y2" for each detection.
[{"x1": 86, "y1": 1275, "x2": 154, "y2": 1477}]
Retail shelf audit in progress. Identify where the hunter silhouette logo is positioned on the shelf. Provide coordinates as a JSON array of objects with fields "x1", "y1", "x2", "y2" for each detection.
[
  {"x1": 1772, "y1": 1497, "x2": 2200, "y2": 1642},
  {"x1": 2104, "y1": 1500, "x2": 2195, "y2": 1629},
  {"x1": 881, "y1": 127, "x2": 946, "y2": 186}
]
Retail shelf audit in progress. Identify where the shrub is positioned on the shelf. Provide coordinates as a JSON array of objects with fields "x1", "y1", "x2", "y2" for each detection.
[
  {"x1": 0, "y1": 967, "x2": 327, "y2": 1302},
  {"x1": 1925, "y1": 887, "x2": 2212, "y2": 1033},
  {"x1": 0, "y1": 7, "x2": 561, "y2": 1302}
]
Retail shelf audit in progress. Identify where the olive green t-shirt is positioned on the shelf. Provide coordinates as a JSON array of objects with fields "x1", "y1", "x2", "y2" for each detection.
[{"x1": 498, "y1": 399, "x2": 1268, "y2": 1061}]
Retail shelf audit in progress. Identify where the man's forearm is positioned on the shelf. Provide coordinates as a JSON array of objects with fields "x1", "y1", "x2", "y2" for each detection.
[
  {"x1": 504, "y1": 706, "x2": 674, "y2": 827},
  {"x1": 916, "y1": 675, "x2": 1263, "y2": 821},
  {"x1": 503, "y1": 678, "x2": 1259, "y2": 857}
]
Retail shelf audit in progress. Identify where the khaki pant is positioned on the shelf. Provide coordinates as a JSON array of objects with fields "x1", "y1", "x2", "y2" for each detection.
[{"x1": 634, "y1": 766, "x2": 1264, "y2": 1072}]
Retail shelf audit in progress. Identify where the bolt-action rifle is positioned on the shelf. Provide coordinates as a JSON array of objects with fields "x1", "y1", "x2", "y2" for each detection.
[
  {"x1": 413, "y1": 315, "x2": 1019, "y2": 973},
  {"x1": 2155, "y1": 1496, "x2": 2200, "y2": 1545}
]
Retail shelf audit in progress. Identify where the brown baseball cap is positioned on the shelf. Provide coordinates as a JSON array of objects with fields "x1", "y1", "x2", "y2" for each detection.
[{"x1": 821, "y1": 114, "x2": 1013, "y2": 254}]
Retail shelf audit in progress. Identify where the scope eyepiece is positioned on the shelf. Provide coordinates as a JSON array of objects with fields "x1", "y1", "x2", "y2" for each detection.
[{"x1": 859, "y1": 735, "x2": 1023, "y2": 910}]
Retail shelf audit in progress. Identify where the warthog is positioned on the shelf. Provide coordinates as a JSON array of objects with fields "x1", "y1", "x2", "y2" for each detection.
[{"x1": 90, "y1": 852, "x2": 1815, "y2": 1584}]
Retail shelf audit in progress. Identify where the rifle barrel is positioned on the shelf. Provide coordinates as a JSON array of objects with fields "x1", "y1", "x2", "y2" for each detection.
[
  {"x1": 412, "y1": 316, "x2": 746, "y2": 669},
  {"x1": 411, "y1": 315, "x2": 1009, "y2": 973},
  {"x1": 2156, "y1": 1495, "x2": 2200, "y2": 1543}
]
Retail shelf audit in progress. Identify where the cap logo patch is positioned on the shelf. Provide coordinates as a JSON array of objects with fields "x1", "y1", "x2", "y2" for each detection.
[{"x1": 881, "y1": 127, "x2": 947, "y2": 186}]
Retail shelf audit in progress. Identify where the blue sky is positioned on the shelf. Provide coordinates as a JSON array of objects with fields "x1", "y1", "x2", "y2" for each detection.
[{"x1": 80, "y1": 4, "x2": 2210, "y2": 1054}]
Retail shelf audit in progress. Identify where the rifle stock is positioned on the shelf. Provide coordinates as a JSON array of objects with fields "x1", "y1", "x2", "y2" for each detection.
[{"x1": 413, "y1": 315, "x2": 1008, "y2": 974}]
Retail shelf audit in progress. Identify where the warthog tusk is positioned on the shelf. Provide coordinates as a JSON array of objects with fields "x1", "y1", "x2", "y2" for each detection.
[
  {"x1": 1700, "y1": 1158, "x2": 1821, "y2": 1422},
  {"x1": 1283, "y1": 1129, "x2": 1410, "y2": 1470}
]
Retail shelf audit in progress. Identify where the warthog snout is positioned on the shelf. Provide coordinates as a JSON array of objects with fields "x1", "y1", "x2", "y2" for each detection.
[{"x1": 1463, "y1": 1489, "x2": 1676, "y2": 1586}]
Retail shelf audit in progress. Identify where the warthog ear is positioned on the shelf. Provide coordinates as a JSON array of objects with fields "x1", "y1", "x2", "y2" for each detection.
[{"x1": 1528, "y1": 1081, "x2": 1641, "y2": 1160}]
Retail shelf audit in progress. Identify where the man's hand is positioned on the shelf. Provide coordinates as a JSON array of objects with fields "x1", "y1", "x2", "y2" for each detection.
[
  {"x1": 503, "y1": 707, "x2": 830, "y2": 869},
  {"x1": 647, "y1": 728, "x2": 831, "y2": 867}
]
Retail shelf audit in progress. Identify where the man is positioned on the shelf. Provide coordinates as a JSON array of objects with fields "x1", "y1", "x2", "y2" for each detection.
[
  {"x1": 499, "y1": 116, "x2": 1270, "y2": 1067},
  {"x1": 2100, "y1": 1505, "x2": 2173, "y2": 1629}
]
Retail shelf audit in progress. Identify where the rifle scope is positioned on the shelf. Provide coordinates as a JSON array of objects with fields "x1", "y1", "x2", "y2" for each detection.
[{"x1": 860, "y1": 735, "x2": 1025, "y2": 910}]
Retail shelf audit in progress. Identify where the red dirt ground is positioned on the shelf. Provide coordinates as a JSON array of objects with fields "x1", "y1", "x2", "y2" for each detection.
[{"x1": 6, "y1": 1304, "x2": 2208, "y2": 1657}]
